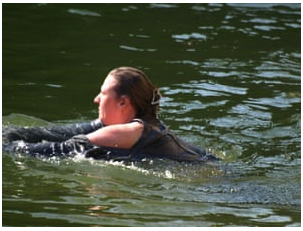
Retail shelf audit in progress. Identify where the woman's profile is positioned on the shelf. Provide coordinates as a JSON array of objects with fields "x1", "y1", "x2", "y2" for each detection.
[{"x1": 3, "y1": 67, "x2": 218, "y2": 162}]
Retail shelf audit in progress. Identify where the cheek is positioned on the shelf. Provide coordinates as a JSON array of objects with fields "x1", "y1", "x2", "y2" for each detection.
[{"x1": 100, "y1": 97, "x2": 114, "y2": 114}]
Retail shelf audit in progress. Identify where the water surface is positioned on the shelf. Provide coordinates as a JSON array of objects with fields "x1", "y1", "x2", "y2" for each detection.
[{"x1": 2, "y1": 3, "x2": 301, "y2": 227}]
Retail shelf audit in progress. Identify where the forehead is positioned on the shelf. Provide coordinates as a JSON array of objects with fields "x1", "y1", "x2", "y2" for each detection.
[{"x1": 101, "y1": 75, "x2": 118, "y2": 91}]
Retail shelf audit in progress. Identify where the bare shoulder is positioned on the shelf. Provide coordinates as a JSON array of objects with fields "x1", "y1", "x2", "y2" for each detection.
[
  {"x1": 86, "y1": 121, "x2": 143, "y2": 149},
  {"x1": 114, "y1": 120, "x2": 143, "y2": 131},
  {"x1": 102, "y1": 121, "x2": 143, "y2": 135}
]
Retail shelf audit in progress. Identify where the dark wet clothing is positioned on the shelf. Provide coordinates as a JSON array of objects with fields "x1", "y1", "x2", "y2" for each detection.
[
  {"x1": 3, "y1": 119, "x2": 218, "y2": 162},
  {"x1": 2, "y1": 119, "x2": 102, "y2": 158}
]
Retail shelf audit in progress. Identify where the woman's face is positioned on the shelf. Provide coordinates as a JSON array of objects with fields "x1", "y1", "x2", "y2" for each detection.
[{"x1": 94, "y1": 75, "x2": 122, "y2": 125}]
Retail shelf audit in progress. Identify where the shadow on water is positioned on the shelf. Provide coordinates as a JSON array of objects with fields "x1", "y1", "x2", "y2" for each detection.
[{"x1": 2, "y1": 3, "x2": 301, "y2": 227}]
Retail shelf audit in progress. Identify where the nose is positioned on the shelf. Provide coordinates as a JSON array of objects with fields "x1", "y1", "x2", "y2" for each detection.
[{"x1": 94, "y1": 94, "x2": 100, "y2": 104}]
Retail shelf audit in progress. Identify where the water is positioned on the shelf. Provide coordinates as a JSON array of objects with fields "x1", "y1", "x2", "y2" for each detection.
[{"x1": 2, "y1": 3, "x2": 301, "y2": 227}]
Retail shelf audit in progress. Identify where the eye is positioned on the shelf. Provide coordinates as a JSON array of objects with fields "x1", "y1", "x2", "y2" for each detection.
[{"x1": 100, "y1": 87, "x2": 106, "y2": 96}]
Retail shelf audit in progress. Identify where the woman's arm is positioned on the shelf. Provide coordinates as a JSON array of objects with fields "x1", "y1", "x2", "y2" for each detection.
[
  {"x1": 3, "y1": 120, "x2": 142, "y2": 158},
  {"x1": 4, "y1": 135, "x2": 94, "y2": 158},
  {"x1": 3, "y1": 119, "x2": 103, "y2": 143},
  {"x1": 86, "y1": 121, "x2": 143, "y2": 149}
]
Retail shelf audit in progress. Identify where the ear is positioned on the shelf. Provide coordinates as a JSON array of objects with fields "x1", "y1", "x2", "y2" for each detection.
[{"x1": 119, "y1": 95, "x2": 130, "y2": 107}]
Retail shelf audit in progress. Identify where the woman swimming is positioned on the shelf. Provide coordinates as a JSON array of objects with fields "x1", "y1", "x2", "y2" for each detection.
[{"x1": 3, "y1": 67, "x2": 218, "y2": 162}]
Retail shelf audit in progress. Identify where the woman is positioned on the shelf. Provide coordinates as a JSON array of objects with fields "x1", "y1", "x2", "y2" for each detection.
[{"x1": 3, "y1": 67, "x2": 218, "y2": 162}]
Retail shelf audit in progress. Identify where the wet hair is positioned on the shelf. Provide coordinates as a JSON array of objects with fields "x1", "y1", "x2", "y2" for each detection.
[{"x1": 108, "y1": 67, "x2": 161, "y2": 122}]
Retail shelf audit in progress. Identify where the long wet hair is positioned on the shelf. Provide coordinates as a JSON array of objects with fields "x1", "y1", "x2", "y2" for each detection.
[{"x1": 108, "y1": 67, "x2": 162, "y2": 123}]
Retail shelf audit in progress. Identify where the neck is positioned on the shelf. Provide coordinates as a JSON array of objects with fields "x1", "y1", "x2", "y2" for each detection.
[{"x1": 121, "y1": 107, "x2": 137, "y2": 124}]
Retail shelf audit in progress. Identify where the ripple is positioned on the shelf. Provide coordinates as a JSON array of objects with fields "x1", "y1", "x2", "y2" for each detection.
[
  {"x1": 67, "y1": 8, "x2": 101, "y2": 17},
  {"x1": 254, "y1": 25, "x2": 285, "y2": 31},
  {"x1": 167, "y1": 60, "x2": 200, "y2": 66},
  {"x1": 119, "y1": 45, "x2": 156, "y2": 52},
  {"x1": 249, "y1": 18, "x2": 277, "y2": 24},
  {"x1": 122, "y1": 5, "x2": 138, "y2": 12},
  {"x1": 251, "y1": 215, "x2": 292, "y2": 223},
  {"x1": 149, "y1": 3, "x2": 178, "y2": 9},
  {"x1": 45, "y1": 84, "x2": 62, "y2": 88},
  {"x1": 172, "y1": 32, "x2": 207, "y2": 42},
  {"x1": 244, "y1": 94, "x2": 300, "y2": 109}
]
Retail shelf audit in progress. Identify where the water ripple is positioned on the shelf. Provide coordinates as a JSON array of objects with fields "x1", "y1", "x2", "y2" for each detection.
[{"x1": 67, "y1": 8, "x2": 101, "y2": 17}]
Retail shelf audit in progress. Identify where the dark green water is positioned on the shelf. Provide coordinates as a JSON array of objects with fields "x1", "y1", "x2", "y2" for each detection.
[{"x1": 2, "y1": 3, "x2": 301, "y2": 227}]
